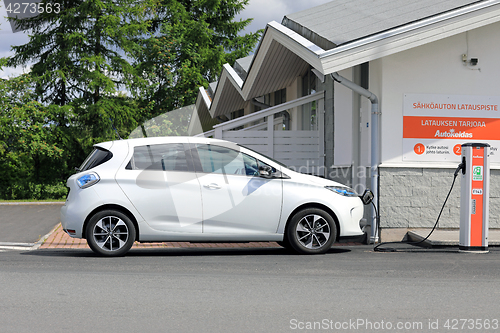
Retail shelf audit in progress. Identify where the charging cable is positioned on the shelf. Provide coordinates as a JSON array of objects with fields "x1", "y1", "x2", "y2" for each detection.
[{"x1": 374, "y1": 162, "x2": 464, "y2": 252}]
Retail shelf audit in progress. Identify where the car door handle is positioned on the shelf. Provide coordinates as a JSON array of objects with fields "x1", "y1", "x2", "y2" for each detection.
[{"x1": 203, "y1": 183, "x2": 221, "y2": 190}]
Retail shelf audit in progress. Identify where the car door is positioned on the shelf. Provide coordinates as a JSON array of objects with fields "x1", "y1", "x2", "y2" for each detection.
[
  {"x1": 193, "y1": 143, "x2": 283, "y2": 234},
  {"x1": 115, "y1": 142, "x2": 203, "y2": 233}
]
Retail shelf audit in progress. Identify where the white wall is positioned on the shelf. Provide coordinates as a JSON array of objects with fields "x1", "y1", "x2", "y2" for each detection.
[{"x1": 373, "y1": 22, "x2": 500, "y2": 167}]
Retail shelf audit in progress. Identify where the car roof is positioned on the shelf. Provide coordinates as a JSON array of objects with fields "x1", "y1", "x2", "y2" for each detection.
[
  {"x1": 93, "y1": 136, "x2": 285, "y2": 171},
  {"x1": 94, "y1": 136, "x2": 236, "y2": 150}
]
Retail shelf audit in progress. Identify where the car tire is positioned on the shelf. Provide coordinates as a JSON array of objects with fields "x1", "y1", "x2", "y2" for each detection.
[
  {"x1": 86, "y1": 210, "x2": 136, "y2": 257},
  {"x1": 286, "y1": 208, "x2": 337, "y2": 254}
]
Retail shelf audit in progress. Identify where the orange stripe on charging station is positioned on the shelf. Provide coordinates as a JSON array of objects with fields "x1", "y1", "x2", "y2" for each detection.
[{"x1": 470, "y1": 147, "x2": 484, "y2": 247}]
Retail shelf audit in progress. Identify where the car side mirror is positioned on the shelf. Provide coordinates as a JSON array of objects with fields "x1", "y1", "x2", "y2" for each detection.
[
  {"x1": 258, "y1": 165, "x2": 273, "y2": 178},
  {"x1": 360, "y1": 189, "x2": 374, "y2": 205}
]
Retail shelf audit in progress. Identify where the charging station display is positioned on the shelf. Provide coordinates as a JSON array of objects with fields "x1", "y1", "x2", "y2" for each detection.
[{"x1": 459, "y1": 143, "x2": 490, "y2": 252}]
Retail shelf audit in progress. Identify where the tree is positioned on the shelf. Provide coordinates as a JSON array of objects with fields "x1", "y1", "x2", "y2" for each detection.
[
  {"x1": 0, "y1": 74, "x2": 73, "y2": 199},
  {"x1": 132, "y1": 0, "x2": 262, "y2": 119},
  {"x1": 7, "y1": 0, "x2": 156, "y2": 145},
  {"x1": 1, "y1": 0, "x2": 262, "y2": 198},
  {"x1": 8, "y1": 0, "x2": 154, "y2": 104}
]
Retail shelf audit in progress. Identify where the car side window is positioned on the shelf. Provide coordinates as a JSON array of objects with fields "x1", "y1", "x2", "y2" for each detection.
[
  {"x1": 126, "y1": 143, "x2": 190, "y2": 171},
  {"x1": 195, "y1": 144, "x2": 260, "y2": 176},
  {"x1": 242, "y1": 153, "x2": 259, "y2": 176}
]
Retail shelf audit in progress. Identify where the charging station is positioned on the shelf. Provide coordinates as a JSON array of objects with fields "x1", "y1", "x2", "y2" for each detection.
[{"x1": 459, "y1": 143, "x2": 490, "y2": 252}]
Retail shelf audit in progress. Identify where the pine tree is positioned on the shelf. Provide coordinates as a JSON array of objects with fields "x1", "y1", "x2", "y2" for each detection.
[
  {"x1": 6, "y1": 0, "x2": 260, "y2": 141},
  {"x1": 7, "y1": 0, "x2": 155, "y2": 140},
  {"x1": 132, "y1": 0, "x2": 262, "y2": 118}
]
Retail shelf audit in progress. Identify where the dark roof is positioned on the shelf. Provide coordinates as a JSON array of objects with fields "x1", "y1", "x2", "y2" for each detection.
[{"x1": 283, "y1": 0, "x2": 482, "y2": 50}]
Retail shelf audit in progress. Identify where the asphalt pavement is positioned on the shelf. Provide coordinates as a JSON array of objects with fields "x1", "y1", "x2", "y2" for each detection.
[
  {"x1": 0, "y1": 203, "x2": 63, "y2": 244},
  {"x1": 1, "y1": 202, "x2": 500, "y2": 332},
  {"x1": 1, "y1": 246, "x2": 500, "y2": 333}
]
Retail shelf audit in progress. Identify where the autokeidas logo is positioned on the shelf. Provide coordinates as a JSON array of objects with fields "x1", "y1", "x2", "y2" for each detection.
[{"x1": 434, "y1": 128, "x2": 472, "y2": 138}]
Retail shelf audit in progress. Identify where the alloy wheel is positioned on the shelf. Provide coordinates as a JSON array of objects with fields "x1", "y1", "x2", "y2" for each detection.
[
  {"x1": 295, "y1": 214, "x2": 331, "y2": 249},
  {"x1": 92, "y1": 216, "x2": 130, "y2": 252}
]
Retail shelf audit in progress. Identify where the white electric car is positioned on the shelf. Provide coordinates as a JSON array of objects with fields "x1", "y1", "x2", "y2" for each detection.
[{"x1": 61, "y1": 136, "x2": 369, "y2": 256}]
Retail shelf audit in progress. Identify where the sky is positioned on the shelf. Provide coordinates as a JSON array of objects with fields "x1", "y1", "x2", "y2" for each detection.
[{"x1": 0, "y1": 0, "x2": 332, "y2": 78}]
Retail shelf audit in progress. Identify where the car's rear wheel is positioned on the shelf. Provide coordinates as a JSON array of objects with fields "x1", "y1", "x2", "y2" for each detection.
[
  {"x1": 86, "y1": 210, "x2": 136, "y2": 257},
  {"x1": 287, "y1": 208, "x2": 336, "y2": 254}
]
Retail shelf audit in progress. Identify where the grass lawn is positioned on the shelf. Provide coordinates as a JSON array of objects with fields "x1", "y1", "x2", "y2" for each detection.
[{"x1": 0, "y1": 199, "x2": 65, "y2": 203}]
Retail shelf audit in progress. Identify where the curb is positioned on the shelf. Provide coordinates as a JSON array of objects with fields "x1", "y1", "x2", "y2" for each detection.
[{"x1": 31, "y1": 224, "x2": 60, "y2": 250}]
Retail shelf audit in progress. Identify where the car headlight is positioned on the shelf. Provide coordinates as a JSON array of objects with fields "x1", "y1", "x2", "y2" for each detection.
[
  {"x1": 77, "y1": 172, "x2": 100, "y2": 189},
  {"x1": 325, "y1": 186, "x2": 358, "y2": 197}
]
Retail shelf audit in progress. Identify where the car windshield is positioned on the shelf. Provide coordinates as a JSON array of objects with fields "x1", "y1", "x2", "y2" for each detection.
[{"x1": 79, "y1": 147, "x2": 113, "y2": 172}]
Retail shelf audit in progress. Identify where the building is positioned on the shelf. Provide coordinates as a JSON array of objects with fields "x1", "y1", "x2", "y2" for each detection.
[{"x1": 188, "y1": 0, "x2": 500, "y2": 242}]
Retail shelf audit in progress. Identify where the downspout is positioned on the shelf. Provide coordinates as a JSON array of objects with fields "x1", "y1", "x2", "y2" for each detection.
[
  {"x1": 330, "y1": 72, "x2": 380, "y2": 244},
  {"x1": 251, "y1": 98, "x2": 271, "y2": 109}
]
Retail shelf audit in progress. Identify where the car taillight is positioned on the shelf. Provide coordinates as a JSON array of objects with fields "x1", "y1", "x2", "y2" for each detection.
[{"x1": 77, "y1": 172, "x2": 100, "y2": 189}]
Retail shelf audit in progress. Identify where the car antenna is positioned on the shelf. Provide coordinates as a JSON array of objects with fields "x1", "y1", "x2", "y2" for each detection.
[{"x1": 109, "y1": 117, "x2": 123, "y2": 140}]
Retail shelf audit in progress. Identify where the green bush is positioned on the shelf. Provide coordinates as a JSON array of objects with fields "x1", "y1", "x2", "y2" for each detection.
[
  {"x1": 1, "y1": 181, "x2": 68, "y2": 200},
  {"x1": 43, "y1": 182, "x2": 68, "y2": 200}
]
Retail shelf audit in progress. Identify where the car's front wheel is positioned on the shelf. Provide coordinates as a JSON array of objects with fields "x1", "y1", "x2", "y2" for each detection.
[
  {"x1": 86, "y1": 210, "x2": 136, "y2": 257},
  {"x1": 287, "y1": 208, "x2": 337, "y2": 254}
]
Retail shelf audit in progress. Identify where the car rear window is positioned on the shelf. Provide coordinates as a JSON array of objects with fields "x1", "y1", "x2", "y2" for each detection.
[{"x1": 79, "y1": 147, "x2": 113, "y2": 172}]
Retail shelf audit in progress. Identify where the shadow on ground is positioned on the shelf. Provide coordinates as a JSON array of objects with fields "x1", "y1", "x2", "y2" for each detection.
[{"x1": 23, "y1": 246, "x2": 352, "y2": 258}]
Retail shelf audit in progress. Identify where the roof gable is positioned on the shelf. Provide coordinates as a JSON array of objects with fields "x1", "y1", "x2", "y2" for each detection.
[{"x1": 190, "y1": 0, "x2": 500, "y2": 129}]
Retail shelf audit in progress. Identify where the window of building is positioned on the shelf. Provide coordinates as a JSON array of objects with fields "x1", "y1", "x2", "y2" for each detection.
[
  {"x1": 230, "y1": 109, "x2": 244, "y2": 120},
  {"x1": 301, "y1": 69, "x2": 317, "y2": 131}
]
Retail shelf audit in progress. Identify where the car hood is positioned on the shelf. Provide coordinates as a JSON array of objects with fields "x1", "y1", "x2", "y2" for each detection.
[{"x1": 286, "y1": 170, "x2": 348, "y2": 188}]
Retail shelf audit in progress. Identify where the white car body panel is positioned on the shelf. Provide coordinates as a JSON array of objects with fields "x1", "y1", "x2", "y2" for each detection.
[
  {"x1": 61, "y1": 136, "x2": 364, "y2": 245},
  {"x1": 197, "y1": 171, "x2": 283, "y2": 234},
  {"x1": 277, "y1": 169, "x2": 365, "y2": 237},
  {"x1": 115, "y1": 168, "x2": 203, "y2": 233}
]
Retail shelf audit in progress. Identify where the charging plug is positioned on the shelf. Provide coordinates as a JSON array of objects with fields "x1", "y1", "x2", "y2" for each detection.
[{"x1": 454, "y1": 157, "x2": 466, "y2": 176}]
